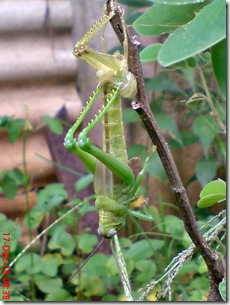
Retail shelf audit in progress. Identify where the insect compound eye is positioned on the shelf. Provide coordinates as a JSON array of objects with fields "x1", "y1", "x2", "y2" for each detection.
[{"x1": 107, "y1": 229, "x2": 117, "y2": 238}]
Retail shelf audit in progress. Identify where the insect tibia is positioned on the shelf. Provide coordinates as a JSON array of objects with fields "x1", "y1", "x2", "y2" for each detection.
[{"x1": 74, "y1": 11, "x2": 115, "y2": 53}]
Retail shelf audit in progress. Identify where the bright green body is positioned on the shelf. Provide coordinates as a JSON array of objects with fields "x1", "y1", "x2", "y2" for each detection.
[{"x1": 64, "y1": 7, "x2": 154, "y2": 238}]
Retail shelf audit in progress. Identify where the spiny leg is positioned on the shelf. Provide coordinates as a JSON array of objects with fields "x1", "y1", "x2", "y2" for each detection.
[
  {"x1": 63, "y1": 84, "x2": 104, "y2": 174},
  {"x1": 126, "y1": 147, "x2": 157, "y2": 222},
  {"x1": 77, "y1": 87, "x2": 134, "y2": 185}
]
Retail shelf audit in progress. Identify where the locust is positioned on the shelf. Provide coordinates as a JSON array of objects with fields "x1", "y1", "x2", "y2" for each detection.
[{"x1": 64, "y1": 3, "x2": 154, "y2": 239}]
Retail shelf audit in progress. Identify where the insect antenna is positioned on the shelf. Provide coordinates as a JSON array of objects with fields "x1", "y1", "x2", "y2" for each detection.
[{"x1": 67, "y1": 238, "x2": 104, "y2": 284}]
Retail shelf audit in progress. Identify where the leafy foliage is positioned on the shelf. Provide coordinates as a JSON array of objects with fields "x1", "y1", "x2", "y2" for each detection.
[{"x1": 0, "y1": 0, "x2": 226, "y2": 302}]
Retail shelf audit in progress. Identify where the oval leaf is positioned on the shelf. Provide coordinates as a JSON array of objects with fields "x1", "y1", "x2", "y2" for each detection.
[
  {"x1": 158, "y1": 0, "x2": 226, "y2": 66},
  {"x1": 149, "y1": 0, "x2": 207, "y2": 4},
  {"x1": 197, "y1": 194, "x2": 226, "y2": 208},
  {"x1": 140, "y1": 43, "x2": 162, "y2": 63},
  {"x1": 200, "y1": 179, "x2": 226, "y2": 198},
  {"x1": 134, "y1": 3, "x2": 200, "y2": 36},
  {"x1": 195, "y1": 157, "x2": 218, "y2": 187},
  {"x1": 211, "y1": 39, "x2": 226, "y2": 100}
]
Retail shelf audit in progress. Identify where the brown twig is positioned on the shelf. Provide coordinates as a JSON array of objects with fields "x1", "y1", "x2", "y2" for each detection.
[{"x1": 106, "y1": 0, "x2": 225, "y2": 301}]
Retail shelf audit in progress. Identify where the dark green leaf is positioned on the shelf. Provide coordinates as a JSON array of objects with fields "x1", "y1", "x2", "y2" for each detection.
[
  {"x1": 147, "y1": 153, "x2": 167, "y2": 183},
  {"x1": 140, "y1": 43, "x2": 162, "y2": 64},
  {"x1": 195, "y1": 157, "x2": 218, "y2": 187},
  {"x1": 45, "y1": 289, "x2": 74, "y2": 301},
  {"x1": 0, "y1": 116, "x2": 9, "y2": 129},
  {"x1": 77, "y1": 233, "x2": 98, "y2": 254},
  {"x1": 11, "y1": 168, "x2": 25, "y2": 185},
  {"x1": 150, "y1": 0, "x2": 207, "y2": 3},
  {"x1": 15, "y1": 253, "x2": 42, "y2": 274},
  {"x1": 123, "y1": 108, "x2": 140, "y2": 123},
  {"x1": 37, "y1": 183, "x2": 67, "y2": 213},
  {"x1": 42, "y1": 116, "x2": 63, "y2": 135},
  {"x1": 7, "y1": 119, "x2": 25, "y2": 143},
  {"x1": 23, "y1": 210, "x2": 44, "y2": 229},
  {"x1": 158, "y1": 0, "x2": 226, "y2": 66},
  {"x1": 1, "y1": 174, "x2": 17, "y2": 199},
  {"x1": 74, "y1": 174, "x2": 93, "y2": 192},
  {"x1": 48, "y1": 225, "x2": 75, "y2": 256},
  {"x1": 75, "y1": 273, "x2": 106, "y2": 297},
  {"x1": 127, "y1": 144, "x2": 145, "y2": 159},
  {"x1": 126, "y1": 239, "x2": 164, "y2": 261},
  {"x1": 134, "y1": 3, "x2": 201, "y2": 36},
  {"x1": 34, "y1": 274, "x2": 62, "y2": 293},
  {"x1": 42, "y1": 254, "x2": 62, "y2": 277},
  {"x1": 155, "y1": 113, "x2": 183, "y2": 145},
  {"x1": 146, "y1": 74, "x2": 182, "y2": 93},
  {"x1": 192, "y1": 115, "x2": 220, "y2": 156},
  {"x1": 211, "y1": 39, "x2": 226, "y2": 100},
  {"x1": 135, "y1": 259, "x2": 156, "y2": 282},
  {"x1": 119, "y1": 0, "x2": 152, "y2": 7}
]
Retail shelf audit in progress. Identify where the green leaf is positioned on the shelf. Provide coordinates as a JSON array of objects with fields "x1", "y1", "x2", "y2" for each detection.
[
  {"x1": 164, "y1": 215, "x2": 184, "y2": 237},
  {"x1": 186, "y1": 93, "x2": 206, "y2": 107},
  {"x1": 140, "y1": 43, "x2": 162, "y2": 64},
  {"x1": 77, "y1": 233, "x2": 98, "y2": 254},
  {"x1": 150, "y1": 0, "x2": 207, "y2": 3},
  {"x1": 127, "y1": 144, "x2": 145, "y2": 158},
  {"x1": 211, "y1": 39, "x2": 226, "y2": 100},
  {"x1": 10, "y1": 167, "x2": 25, "y2": 185},
  {"x1": 0, "y1": 215, "x2": 21, "y2": 252},
  {"x1": 123, "y1": 108, "x2": 140, "y2": 124},
  {"x1": 155, "y1": 113, "x2": 183, "y2": 145},
  {"x1": 118, "y1": 0, "x2": 152, "y2": 7},
  {"x1": 45, "y1": 289, "x2": 74, "y2": 301},
  {"x1": 23, "y1": 210, "x2": 44, "y2": 229},
  {"x1": 158, "y1": 0, "x2": 226, "y2": 66},
  {"x1": 0, "y1": 116, "x2": 9, "y2": 129},
  {"x1": 126, "y1": 239, "x2": 164, "y2": 261},
  {"x1": 42, "y1": 116, "x2": 63, "y2": 135},
  {"x1": 147, "y1": 153, "x2": 167, "y2": 183},
  {"x1": 7, "y1": 119, "x2": 25, "y2": 143},
  {"x1": 75, "y1": 273, "x2": 106, "y2": 297},
  {"x1": 200, "y1": 179, "x2": 226, "y2": 198},
  {"x1": 42, "y1": 254, "x2": 62, "y2": 277},
  {"x1": 135, "y1": 259, "x2": 156, "y2": 282},
  {"x1": 197, "y1": 194, "x2": 226, "y2": 208},
  {"x1": 196, "y1": 157, "x2": 218, "y2": 187},
  {"x1": 48, "y1": 225, "x2": 76, "y2": 256},
  {"x1": 37, "y1": 183, "x2": 67, "y2": 213},
  {"x1": 81, "y1": 253, "x2": 109, "y2": 277},
  {"x1": 134, "y1": 3, "x2": 201, "y2": 36},
  {"x1": 15, "y1": 253, "x2": 42, "y2": 274},
  {"x1": 146, "y1": 73, "x2": 182, "y2": 92},
  {"x1": 34, "y1": 274, "x2": 62, "y2": 293},
  {"x1": 192, "y1": 115, "x2": 220, "y2": 156},
  {"x1": 1, "y1": 173, "x2": 17, "y2": 199},
  {"x1": 219, "y1": 277, "x2": 226, "y2": 301},
  {"x1": 197, "y1": 179, "x2": 226, "y2": 208},
  {"x1": 74, "y1": 174, "x2": 93, "y2": 193}
]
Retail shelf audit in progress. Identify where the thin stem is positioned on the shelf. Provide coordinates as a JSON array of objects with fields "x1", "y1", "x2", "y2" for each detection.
[
  {"x1": 106, "y1": 0, "x2": 225, "y2": 301},
  {"x1": 111, "y1": 235, "x2": 133, "y2": 301},
  {"x1": 22, "y1": 131, "x2": 35, "y2": 300},
  {"x1": 198, "y1": 66, "x2": 226, "y2": 133}
]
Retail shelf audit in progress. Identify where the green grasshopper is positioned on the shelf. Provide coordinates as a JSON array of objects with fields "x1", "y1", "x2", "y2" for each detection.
[{"x1": 64, "y1": 3, "x2": 153, "y2": 239}]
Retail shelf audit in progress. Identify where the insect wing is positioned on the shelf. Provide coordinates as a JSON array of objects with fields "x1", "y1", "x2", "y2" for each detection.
[{"x1": 94, "y1": 160, "x2": 113, "y2": 199}]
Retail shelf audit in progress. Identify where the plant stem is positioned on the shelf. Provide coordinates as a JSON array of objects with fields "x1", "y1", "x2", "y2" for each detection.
[
  {"x1": 106, "y1": 0, "x2": 225, "y2": 301},
  {"x1": 198, "y1": 66, "x2": 226, "y2": 134}
]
